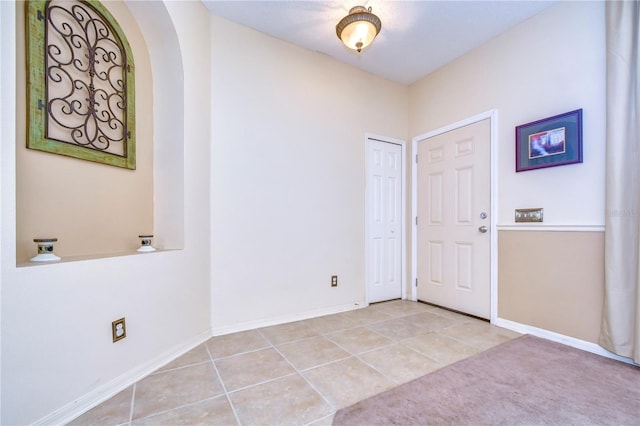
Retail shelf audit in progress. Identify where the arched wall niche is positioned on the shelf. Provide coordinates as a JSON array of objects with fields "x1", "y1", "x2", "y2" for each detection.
[
  {"x1": 15, "y1": 0, "x2": 184, "y2": 262},
  {"x1": 125, "y1": 0, "x2": 185, "y2": 251}
]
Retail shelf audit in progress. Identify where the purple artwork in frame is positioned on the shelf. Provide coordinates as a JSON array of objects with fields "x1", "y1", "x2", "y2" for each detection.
[{"x1": 515, "y1": 109, "x2": 583, "y2": 172}]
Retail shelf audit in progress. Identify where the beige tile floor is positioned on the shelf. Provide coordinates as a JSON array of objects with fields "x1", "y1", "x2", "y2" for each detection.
[{"x1": 69, "y1": 300, "x2": 521, "y2": 426}]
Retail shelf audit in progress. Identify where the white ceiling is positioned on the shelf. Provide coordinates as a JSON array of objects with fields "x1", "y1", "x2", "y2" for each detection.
[{"x1": 202, "y1": 0, "x2": 558, "y2": 85}]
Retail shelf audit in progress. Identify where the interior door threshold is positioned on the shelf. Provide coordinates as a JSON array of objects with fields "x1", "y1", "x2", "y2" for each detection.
[{"x1": 416, "y1": 300, "x2": 489, "y2": 322}]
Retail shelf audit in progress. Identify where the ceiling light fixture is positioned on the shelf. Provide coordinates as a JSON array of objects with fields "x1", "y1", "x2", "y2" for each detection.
[{"x1": 336, "y1": 6, "x2": 382, "y2": 53}]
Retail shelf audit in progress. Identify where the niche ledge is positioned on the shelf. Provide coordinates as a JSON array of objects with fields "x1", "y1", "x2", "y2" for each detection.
[{"x1": 16, "y1": 248, "x2": 182, "y2": 268}]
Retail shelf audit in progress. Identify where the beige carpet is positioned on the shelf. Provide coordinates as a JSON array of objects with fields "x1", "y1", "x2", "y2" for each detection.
[{"x1": 333, "y1": 335, "x2": 640, "y2": 425}]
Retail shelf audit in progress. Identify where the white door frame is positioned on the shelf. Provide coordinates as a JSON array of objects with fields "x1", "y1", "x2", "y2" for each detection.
[
  {"x1": 365, "y1": 133, "x2": 407, "y2": 304},
  {"x1": 411, "y1": 110, "x2": 498, "y2": 322}
]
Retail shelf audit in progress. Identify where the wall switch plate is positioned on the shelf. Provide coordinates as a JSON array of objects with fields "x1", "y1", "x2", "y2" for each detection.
[
  {"x1": 515, "y1": 208, "x2": 544, "y2": 222},
  {"x1": 331, "y1": 275, "x2": 338, "y2": 287},
  {"x1": 112, "y1": 317, "x2": 126, "y2": 343}
]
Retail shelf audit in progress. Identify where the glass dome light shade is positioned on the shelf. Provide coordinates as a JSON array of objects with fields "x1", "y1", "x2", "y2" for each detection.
[{"x1": 336, "y1": 6, "x2": 381, "y2": 53}]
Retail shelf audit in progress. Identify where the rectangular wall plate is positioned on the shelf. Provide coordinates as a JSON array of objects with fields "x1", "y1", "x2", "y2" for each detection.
[
  {"x1": 112, "y1": 317, "x2": 126, "y2": 343},
  {"x1": 515, "y1": 208, "x2": 544, "y2": 222}
]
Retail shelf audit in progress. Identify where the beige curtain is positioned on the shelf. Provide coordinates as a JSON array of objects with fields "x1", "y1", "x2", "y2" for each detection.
[{"x1": 600, "y1": 0, "x2": 640, "y2": 364}]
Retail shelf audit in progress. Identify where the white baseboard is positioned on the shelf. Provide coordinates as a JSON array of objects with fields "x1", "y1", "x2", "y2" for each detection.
[
  {"x1": 33, "y1": 328, "x2": 212, "y2": 426},
  {"x1": 34, "y1": 302, "x2": 366, "y2": 425},
  {"x1": 493, "y1": 317, "x2": 638, "y2": 366},
  {"x1": 210, "y1": 302, "x2": 366, "y2": 337},
  {"x1": 42, "y1": 307, "x2": 613, "y2": 425}
]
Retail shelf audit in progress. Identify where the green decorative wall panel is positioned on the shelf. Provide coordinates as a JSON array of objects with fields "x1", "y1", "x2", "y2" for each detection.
[{"x1": 26, "y1": 0, "x2": 136, "y2": 169}]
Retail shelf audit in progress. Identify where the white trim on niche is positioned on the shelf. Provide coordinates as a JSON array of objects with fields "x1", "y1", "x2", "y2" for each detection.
[{"x1": 494, "y1": 317, "x2": 638, "y2": 366}]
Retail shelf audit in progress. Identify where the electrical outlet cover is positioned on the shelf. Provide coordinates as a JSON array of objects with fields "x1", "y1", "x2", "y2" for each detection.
[{"x1": 112, "y1": 317, "x2": 126, "y2": 342}]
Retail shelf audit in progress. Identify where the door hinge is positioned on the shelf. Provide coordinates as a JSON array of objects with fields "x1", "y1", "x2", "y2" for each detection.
[
  {"x1": 415, "y1": 216, "x2": 418, "y2": 226},
  {"x1": 415, "y1": 154, "x2": 418, "y2": 163},
  {"x1": 415, "y1": 278, "x2": 418, "y2": 287}
]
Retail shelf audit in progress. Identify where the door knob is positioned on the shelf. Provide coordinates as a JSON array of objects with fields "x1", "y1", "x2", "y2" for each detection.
[{"x1": 478, "y1": 226, "x2": 488, "y2": 233}]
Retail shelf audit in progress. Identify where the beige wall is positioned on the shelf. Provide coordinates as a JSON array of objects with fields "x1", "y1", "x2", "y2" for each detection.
[
  {"x1": 408, "y1": 1, "x2": 606, "y2": 342},
  {"x1": 210, "y1": 15, "x2": 409, "y2": 329},
  {"x1": 409, "y1": 1, "x2": 606, "y2": 227},
  {"x1": 498, "y1": 230, "x2": 604, "y2": 343},
  {"x1": 15, "y1": 1, "x2": 153, "y2": 261}
]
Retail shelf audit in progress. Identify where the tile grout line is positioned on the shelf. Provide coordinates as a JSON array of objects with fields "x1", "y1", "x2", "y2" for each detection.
[
  {"x1": 257, "y1": 326, "x2": 349, "y2": 425},
  {"x1": 318, "y1": 308, "x2": 467, "y2": 387},
  {"x1": 215, "y1": 314, "x2": 491, "y2": 409},
  {"x1": 270, "y1": 317, "x2": 511, "y2": 401},
  {"x1": 205, "y1": 343, "x2": 243, "y2": 426},
  {"x1": 71, "y1": 302, "x2": 511, "y2": 425},
  {"x1": 302, "y1": 317, "x2": 358, "y2": 335},
  {"x1": 322, "y1": 332, "x2": 403, "y2": 388},
  {"x1": 355, "y1": 360, "x2": 401, "y2": 388},
  {"x1": 261, "y1": 330, "x2": 345, "y2": 412},
  {"x1": 395, "y1": 338, "x2": 444, "y2": 366},
  {"x1": 150, "y1": 359, "x2": 212, "y2": 375},
  {"x1": 168, "y1": 310, "x2": 476, "y2": 421},
  {"x1": 255, "y1": 328, "x2": 339, "y2": 422},
  {"x1": 225, "y1": 371, "x2": 303, "y2": 395},
  {"x1": 337, "y1": 310, "x2": 464, "y2": 381},
  {"x1": 351, "y1": 352, "x2": 400, "y2": 387},
  {"x1": 357, "y1": 317, "x2": 480, "y2": 373},
  {"x1": 210, "y1": 344, "x2": 272, "y2": 362},
  {"x1": 210, "y1": 336, "x2": 349, "y2": 395},
  {"x1": 296, "y1": 353, "x2": 353, "y2": 372},
  {"x1": 364, "y1": 339, "x2": 449, "y2": 383},
  {"x1": 128, "y1": 323, "x2": 434, "y2": 424},
  {"x1": 434, "y1": 319, "x2": 515, "y2": 351},
  {"x1": 130, "y1": 396, "x2": 227, "y2": 423},
  {"x1": 304, "y1": 412, "x2": 336, "y2": 426},
  {"x1": 127, "y1": 349, "x2": 237, "y2": 423},
  {"x1": 435, "y1": 329, "x2": 488, "y2": 351}
]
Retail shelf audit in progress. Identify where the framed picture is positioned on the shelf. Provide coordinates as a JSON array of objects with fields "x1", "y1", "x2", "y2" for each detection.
[{"x1": 515, "y1": 109, "x2": 582, "y2": 172}]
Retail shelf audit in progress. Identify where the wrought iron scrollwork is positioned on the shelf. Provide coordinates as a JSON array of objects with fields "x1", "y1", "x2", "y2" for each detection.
[{"x1": 45, "y1": 0, "x2": 128, "y2": 156}]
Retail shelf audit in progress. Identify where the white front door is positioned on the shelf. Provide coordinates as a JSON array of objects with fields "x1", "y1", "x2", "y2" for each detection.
[
  {"x1": 416, "y1": 119, "x2": 491, "y2": 318},
  {"x1": 366, "y1": 138, "x2": 403, "y2": 303}
]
